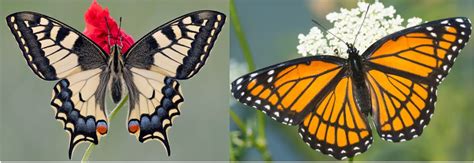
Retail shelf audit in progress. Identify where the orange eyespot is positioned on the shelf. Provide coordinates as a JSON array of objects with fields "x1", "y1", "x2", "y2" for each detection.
[
  {"x1": 128, "y1": 120, "x2": 140, "y2": 133},
  {"x1": 96, "y1": 121, "x2": 108, "y2": 135}
]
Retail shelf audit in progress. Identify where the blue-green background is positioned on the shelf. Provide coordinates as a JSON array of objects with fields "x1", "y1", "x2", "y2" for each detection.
[
  {"x1": 230, "y1": 0, "x2": 474, "y2": 161},
  {"x1": 0, "y1": 0, "x2": 229, "y2": 161}
]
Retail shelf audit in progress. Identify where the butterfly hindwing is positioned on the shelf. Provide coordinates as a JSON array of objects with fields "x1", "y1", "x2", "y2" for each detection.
[
  {"x1": 299, "y1": 76, "x2": 373, "y2": 160},
  {"x1": 231, "y1": 56, "x2": 346, "y2": 125},
  {"x1": 6, "y1": 12, "x2": 108, "y2": 80},
  {"x1": 122, "y1": 10, "x2": 225, "y2": 152},
  {"x1": 362, "y1": 17, "x2": 471, "y2": 142},
  {"x1": 51, "y1": 69, "x2": 109, "y2": 158},
  {"x1": 123, "y1": 67, "x2": 183, "y2": 155},
  {"x1": 366, "y1": 69, "x2": 436, "y2": 142},
  {"x1": 6, "y1": 12, "x2": 110, "y2": 159},
  {"x1": 123, "y1": 10, "x2": 226, "y2": 79}
]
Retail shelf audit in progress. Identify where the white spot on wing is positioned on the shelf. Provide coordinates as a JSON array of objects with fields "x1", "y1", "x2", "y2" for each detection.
[
  {"x1": 452, "y1": 46, "x2": 458, "y2": 51},
  {"x1": 264, "y1": 105, "x2": 270, "y2": 110},
  {"x1": 267, "y1": 77, "x2": 273, "y2": 83},
  {"x1": 267, "y1": 70, "x2": 275, "y2": 75},
  {"x1": 274, "y1": 111, "x2": 279, "y2": 117},
  {"x1": 442, "y1": 65, "x2": 448, "y2": 70},
  {"x1": 250, "y1": 73, "x2": 258, "y2": 78},
  {"x1": 236, "y1": 78, "x2": 243, "y2": 84}
]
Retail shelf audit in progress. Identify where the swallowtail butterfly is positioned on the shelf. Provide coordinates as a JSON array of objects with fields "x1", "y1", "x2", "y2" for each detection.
[{"x1": 6, "y1": 10, "x2": 225, "y2": 158}]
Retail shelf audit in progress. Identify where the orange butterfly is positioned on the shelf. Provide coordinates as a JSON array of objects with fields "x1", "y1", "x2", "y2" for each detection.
[{"x1": 231, "y1": 17, "x2": 471, "y2": 159}]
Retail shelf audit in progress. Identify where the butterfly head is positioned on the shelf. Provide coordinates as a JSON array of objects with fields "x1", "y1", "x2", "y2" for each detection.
[
  {"x1": 110, "y1": 44, "x2": 123, "y2": 56},
  {"x1": 346, "y1": 43, "x2": 359, "y2": 57}
]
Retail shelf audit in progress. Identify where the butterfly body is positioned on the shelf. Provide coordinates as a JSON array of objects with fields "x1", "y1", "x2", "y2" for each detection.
[
  {"x1": 6, "y1": 10, "x2": 226, "y2": 158},
  {"x1": 108, "y1": 45, "x2": 126, "y2": 103},
  {"x1": 231, "y1": 17, "x2": 471, "y2": 160},
  {"x1": 346, "y1": 43, "x2": 372, "y2": 115}
]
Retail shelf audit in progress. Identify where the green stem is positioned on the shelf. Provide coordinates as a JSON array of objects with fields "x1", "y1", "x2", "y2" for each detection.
[
  {"x1": 81, "y1": 95, "x2": 129, "y2": 162},
  {"x1": 230, "y1": 109, "x2": 246, "y2": 134},
  {"x1": 349, "y1": 157, "x2": 354, "y2": 162},
  {"x1": 230, "y1": 0, "x2": 271, "y2": 161},
  {"x1": 230, "y1": 0, "x2": 255, "y2": 72}
]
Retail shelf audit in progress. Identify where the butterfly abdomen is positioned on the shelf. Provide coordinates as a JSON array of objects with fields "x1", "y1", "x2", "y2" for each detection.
[
  {"x1": 111, "y1": 76, "x2": 123, "y2": 103},
  {"x1": 347, "y1": 45, "x2": 372, "y2": 115}
]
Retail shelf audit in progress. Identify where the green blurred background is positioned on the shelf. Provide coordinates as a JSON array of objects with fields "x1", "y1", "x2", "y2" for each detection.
[
  {"x1": 230, "y1": 0, "x2": 474, "y2": 161},
  {"x1": 0, "y1": 0, "x2": 229, "y2": 161}
]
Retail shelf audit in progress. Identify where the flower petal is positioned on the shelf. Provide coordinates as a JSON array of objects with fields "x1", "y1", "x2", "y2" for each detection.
[{"x1": 83, "y1": 0, "x2": 134, "y2": 54}]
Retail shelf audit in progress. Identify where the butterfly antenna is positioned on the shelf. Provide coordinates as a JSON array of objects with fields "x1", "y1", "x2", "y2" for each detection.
[
  {"x1": 352, "y1": 4, "x2": 371, "y2": 45},
  {"x1": 312, "y1": 19, "x2": 346, "y2": 44},
  {"x1": 104, "y1": 17, "x2": 112, "y2": 49},
  {"x1": 118, "y1": 17, "x2": 123, "y2": 47}
]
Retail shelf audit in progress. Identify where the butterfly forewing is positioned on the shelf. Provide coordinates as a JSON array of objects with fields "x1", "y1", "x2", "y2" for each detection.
[
  {"x1": 362, "y1": 17, "x2": 471, "y2": 142},
  {"x1": 6, "y1": 12, "x2": 108, "y2": 80},
  {"x1": 124, "y1": 10, "x2": 226, "y2": 79},
  {"x1": 6, "y1": 12, "x2": 110, "y2": 159},
  {"x1": 231, "y1": 56, "x2": 347, "y2": 125},
  {"x1": 121, "y1": 10, "x2": 226, "y2": 153}
]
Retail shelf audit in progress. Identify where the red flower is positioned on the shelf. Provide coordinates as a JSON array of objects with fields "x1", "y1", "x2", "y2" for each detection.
[{"x1": 83, "y1": 0, "x2": 134, "y2": 54}]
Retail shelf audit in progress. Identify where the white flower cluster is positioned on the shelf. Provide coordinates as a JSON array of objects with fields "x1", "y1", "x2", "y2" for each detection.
[{"x1": 297, "y1": 1, "x2": 423, "y2": 58}]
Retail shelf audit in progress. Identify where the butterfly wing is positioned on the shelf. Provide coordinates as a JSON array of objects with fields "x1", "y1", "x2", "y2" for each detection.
[
  {"x1": 6, "y1": 11, "x2": 108, "y2": 80},
  {"x1": 123, "y1": 10, "x2": 225, "y2": 79},
  {"x1": 231, "y1": 56, "x2": 346, "y2": 125},
  {"x1": 6, "y1": 12, "x2": 109, "y2": 158},
  {"x1": 231, "y1": 56, "x2": 373, "y2": 159},
  {"x1": 362, "y1": 17, "x2": 471, "y2": 142},
  {"x1": 51, "y1": 69, "x2": 109, "y2": 159},
  {"x1": 299, "y1": 76, "x2": 373, "y2": 160},
  {"x1": 122, "y1": 10, "x2": 225, "y2": 154}
]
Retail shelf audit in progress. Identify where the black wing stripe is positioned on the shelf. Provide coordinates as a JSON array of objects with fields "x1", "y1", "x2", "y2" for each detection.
[
  {"x1": 50, "y1": 68, "x2": 109, "y2": 159},
  {"x1": 367, "y1": 70, "x2": 437, "y2": 142},
  {"x1": 6, "y1": 12, "x2": 107, "y2": 80},
  {"x1": 124, "y1": 10, "x2": 226, "y2": 79},
  {"x1": 364, "y1": 17, "x2": 471, "y2": 84},
  {"x1": 124, "y1": 68, "x2": 184, "y2": 155}
]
